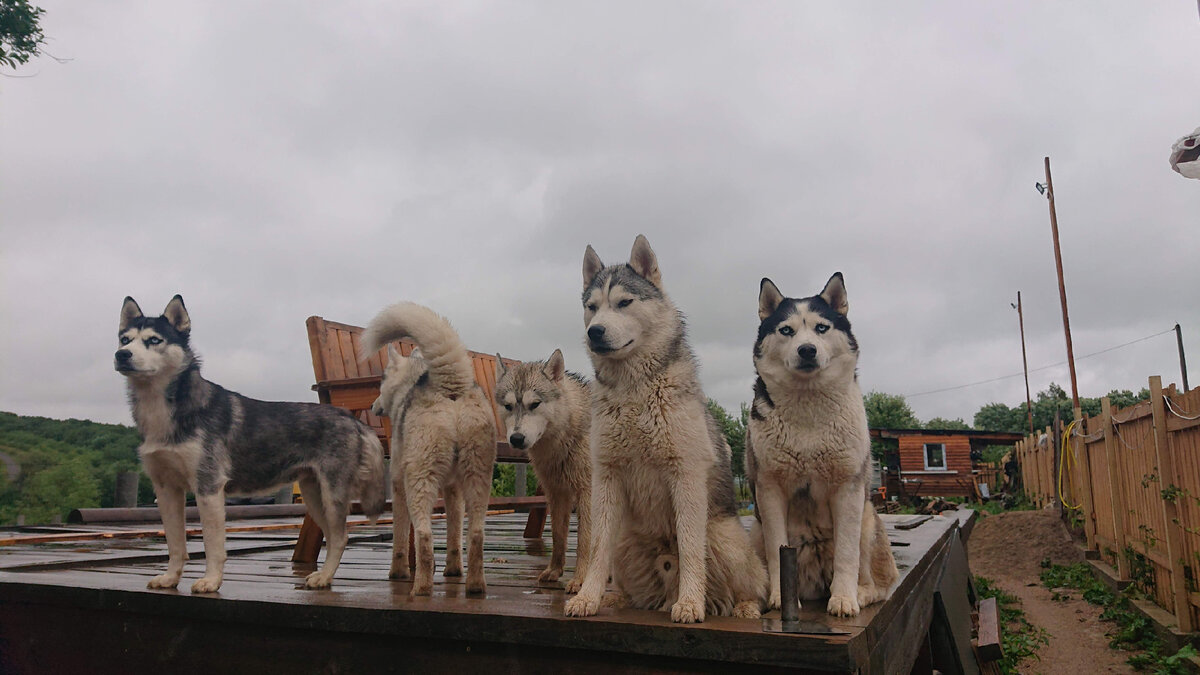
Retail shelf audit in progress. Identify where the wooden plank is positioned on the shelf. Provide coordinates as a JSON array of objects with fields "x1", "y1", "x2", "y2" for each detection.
[
  {"x1": 1076, "y1": 425, "x2": 1098, "y2": 551},
  {"x1": 1102, "y1": 398, "x2": 1130, "y2": 579},
  {"x1": 305, "y1": 316, "x2": 330, "y2": 387},
  {"x1": 336, "y1": 330, "x2": 359, "y2": 380},
  {"x1": 976, "y1": 596, "x2": 1002, "y2": 662},
  {"x1": 1149, "y1": 376, "x2": 1194, "y2": 631}
]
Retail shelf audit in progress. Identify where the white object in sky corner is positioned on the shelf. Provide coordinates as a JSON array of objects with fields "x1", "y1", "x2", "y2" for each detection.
[{"x1": 1169, "y1": 126, "x2": 1200, "y2": 180}]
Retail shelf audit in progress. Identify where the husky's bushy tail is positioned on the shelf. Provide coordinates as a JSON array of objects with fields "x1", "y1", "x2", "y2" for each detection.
[
  {"x1": 360, "y1": 302, "x2": 476, "y2": 398},
  {"x1": 356, "y1": 428, "x2": 388, "y2": 522}
]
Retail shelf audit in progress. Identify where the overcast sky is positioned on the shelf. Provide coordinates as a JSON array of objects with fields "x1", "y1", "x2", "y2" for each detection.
[{"x1": 2, "y1": 2, "x2": 1198, "y2": 430}]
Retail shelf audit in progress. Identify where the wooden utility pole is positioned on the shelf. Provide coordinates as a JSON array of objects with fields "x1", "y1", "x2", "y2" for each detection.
[
  {"x1": 1177, "y1": 323, "x2": 1190, "y2": 393},
  {"x1": 1016, "y1": 291, "x2": 1034, "y2": 435},
  {"x1": 1041, "y1": 157, "x2": 1081, "y2": 411}
]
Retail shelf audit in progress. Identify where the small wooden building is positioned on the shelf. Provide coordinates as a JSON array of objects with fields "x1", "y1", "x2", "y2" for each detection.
[{"x1": 874, "y1": 428, "x2": 1023, "y2": 499}]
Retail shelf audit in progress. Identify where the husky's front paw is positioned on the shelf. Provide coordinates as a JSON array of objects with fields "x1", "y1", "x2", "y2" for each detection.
[
  {"x1": 147, "y1": 573, "x2": 181, "y2": 590},
  {"x1": 466, "y1": 573, "x2": 486, "y2": 595},
  {"x1": 563, "y1": 576, "x2": 583, "y2": 594},
  {"x1": 600, "y1": 591, "x2": 630, "y2": 609},
  {"x1": 827, "y1": 594, "x2": 860, "y2": 617},
  {"x1": 767, "y1": 587, "x2": 781, "y2": 610},
  {"x1": 443, "y1": 552, "x2": 462, "y2": 577},
  {"x1": 190, "y1": 576, "x2": 222, "y2": 594},
  {"x1": 565, "y1": 593, "x2": 601, "y2": 617},
  {"x1": 733, "y1": 600, "x2": 762, "y2": 619},
  {"x1": 537, "y1": 566, "x2": 563, "y2": 583},
  {"x1": 388, "y1": 561, "x2": 411, "y2": 580},
  {"x1": 303, "y1": 570, "x2": 334, "y2": 589},
  {"x1": 671, "y1": 597, "x2": 705, "y2": 624},
  {"x1": 410, "y1": 580, "x2": 433, "y2": 597}
]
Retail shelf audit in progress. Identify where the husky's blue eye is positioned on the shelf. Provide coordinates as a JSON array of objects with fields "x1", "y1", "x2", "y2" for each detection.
[
  {"x1": 779, "y1": 326, "x2": 795, "y2": 336},
  {"x1": 120, "y1": 336, "x2": 132, "y2": 345},
  {"x1": 529, "y1": 401, "x2": 540, "y2": 410},
  {"x1": 504, "y1": 404, "x2": 513, "y2": 411},
  {"x1": 815, "y1": 324, "x2": 830, "y2": 334},
  {"x1": 617, "y1": 298, "x2": 633, "y2": 308},
  {"x1": 586, "y1": 303, "x2": 598, "y2": 312},
  {"x1": 145, "y1": 337, "x2": 163, "y2": 346}
]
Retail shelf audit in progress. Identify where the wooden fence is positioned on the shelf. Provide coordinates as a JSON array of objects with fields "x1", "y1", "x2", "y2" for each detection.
[{"x1": 1014, "y1": 376, "x2": 1200, "y2": 631}]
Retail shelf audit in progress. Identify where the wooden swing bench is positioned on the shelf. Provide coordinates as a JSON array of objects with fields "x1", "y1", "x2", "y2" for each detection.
[{"x1": 291, "y1": 315, "x2": 549, "y2": 564}]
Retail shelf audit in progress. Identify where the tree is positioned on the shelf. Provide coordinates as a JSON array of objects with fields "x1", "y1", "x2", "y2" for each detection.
[
  {"x1": 706, "y1": 399, "x2": 746, "y2": 478},
  {"x1": 0, "y1": 0, "x2": 45, "y2": 69},
  {"x1": 973, "y1": 402, "x2": 1025, "y2": 433},
  {"x1": 862, "y1": 391, "x2": 920, "y2": 429},
  {"x1": 924, "y1": 417, "x2": 970, "y2": 431}
]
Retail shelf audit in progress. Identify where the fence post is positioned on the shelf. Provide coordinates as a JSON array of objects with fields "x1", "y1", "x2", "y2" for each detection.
[
  {"x1": 1150, "y1": 375, "x2": 1194, "y2": 632},
  {"x1": 1073, "y1": 421, "x2": 1098, "y2": 551},
  {"x1": 1101, "y1": 397, "x2": 1129, "y2": 578}
]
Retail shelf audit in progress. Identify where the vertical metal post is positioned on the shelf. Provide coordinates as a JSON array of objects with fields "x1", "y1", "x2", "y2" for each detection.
[
  {"x1": 1043, "y1": 157, "x2": 1081, "y2": 411},
  {"x1": 1177, "y1": 323, "x2": 1190, "y2": 393},
  {"x1": 1017, "y1": 291, "x2": 1034, "y2": 435},
  {"x1": 779, "y1": 546, "x2": 800, "y2": 623}
]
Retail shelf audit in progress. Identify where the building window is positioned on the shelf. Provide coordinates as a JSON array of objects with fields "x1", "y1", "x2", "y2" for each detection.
[{"x1": 924, "y1": 443, "x2": 947, "y2": 471}]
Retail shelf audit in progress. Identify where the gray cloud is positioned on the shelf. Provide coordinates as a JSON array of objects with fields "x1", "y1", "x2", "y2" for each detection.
[{"x1": 2, "y1": 1, "x2": 1197, "y2": 429}]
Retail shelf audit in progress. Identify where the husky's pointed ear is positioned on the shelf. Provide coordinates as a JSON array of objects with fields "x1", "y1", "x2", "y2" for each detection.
[
  {"x1": 758, "y1": 278, "x2": 784, "y2": 321},
  {"x1": 494, "y1": 353, "x2": 507, "y2": 379},
  {"x1": 543, "y1": 349, "x2": 565, "y2": 382},
  {"x1": 410, "y1": 346, "x2": 423, "y2": 360},
  {"x1": 120, "y1": 297, "x2": 144, "y2": 331},
  {"x1": 583, "y1": 245, "x2": 604, "y2": 289},
  {"x1": 820, "y1": 272, "x2": 848, "y2": 315},
  {"x1": 628, "y1": 234, "x2": 661, "y2": 288},
  {"x1": 386, "y1": 343, "x2": 401, "y2": 362},
  {"x1": 162, "y1": 295, "x2": 191, "y2": 333}
]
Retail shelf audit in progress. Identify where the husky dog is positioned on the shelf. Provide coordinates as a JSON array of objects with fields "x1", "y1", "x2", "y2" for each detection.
[
  {"x1": 360, "y1": 302, "x2": 496, "y2": 596},
  {"x1": 114, "y1": 296, "x2": 387, "y2": 593},
  {"x1": 563, "y1": 235, "x2": 766, "y2": 623},
  {"x1": 746, "y1": 274, "x2": 899, "y2": 617},
  {"x1": 494, "y1": 349, "x2": 592, "y2": 592}
]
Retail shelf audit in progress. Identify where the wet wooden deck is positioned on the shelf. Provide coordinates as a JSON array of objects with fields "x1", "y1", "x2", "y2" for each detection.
[{"x1": 0, "y1": 510, "x2": 976, "y2": 674}]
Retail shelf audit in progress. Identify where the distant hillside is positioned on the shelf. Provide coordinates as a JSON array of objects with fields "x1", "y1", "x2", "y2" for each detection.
[{"x1": 0, "y1": 411, "x2": 153, "y2": 526}]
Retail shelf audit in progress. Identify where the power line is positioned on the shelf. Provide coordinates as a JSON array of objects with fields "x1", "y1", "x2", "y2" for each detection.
[{"x1": 904, "y1": 328, "x2": 1176, "y2": 398}]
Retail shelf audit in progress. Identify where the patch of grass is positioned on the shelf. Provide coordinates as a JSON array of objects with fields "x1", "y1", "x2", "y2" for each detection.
[
  {"x1": 962, "y1": 493, "x2": 1036, "y2": 517},
  {"x1": 974, "y1": 575, "x2": 1050, "y2": 674},
  {"x1": 1040, "y1": 562, "x2": 1196, "y2": 674}
]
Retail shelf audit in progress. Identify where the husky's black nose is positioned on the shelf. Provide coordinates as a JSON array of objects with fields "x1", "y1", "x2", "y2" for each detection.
[
  {"x1": 509, "y1": 433, "x2": 526, "y2": 449},
  {"x1": 797, "y1": 344, "x2": 817, "y2": 360},
  {"x1": 587, "y1": 325, "x2": 606, "y2": 343},
  {"x1": 115, "y1": 350, "x2": 132, "y2": 363}
]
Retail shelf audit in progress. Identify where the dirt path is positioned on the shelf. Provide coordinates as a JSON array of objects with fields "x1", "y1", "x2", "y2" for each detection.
[{"x1": 968, "y1": 508, "x2": 1135, "y2": 675}]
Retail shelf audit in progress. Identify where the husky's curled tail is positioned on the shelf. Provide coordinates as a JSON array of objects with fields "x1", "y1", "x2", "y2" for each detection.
[
  {"x1": 361, "y1": 302, "x2": 475, "y2": 398},
  {"x1": 356, "y1": 429, "x2": 388, "y2": 522}
]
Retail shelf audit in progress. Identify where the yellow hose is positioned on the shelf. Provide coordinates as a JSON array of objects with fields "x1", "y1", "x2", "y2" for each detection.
[{"x1": 1059, "y1": 420, "x2": 1083, "y2": 510}]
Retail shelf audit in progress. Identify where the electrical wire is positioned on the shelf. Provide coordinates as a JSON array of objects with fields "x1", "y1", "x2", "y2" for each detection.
[{"x1": 905, "y1": 327, "x2": 1177, "y2": 398}]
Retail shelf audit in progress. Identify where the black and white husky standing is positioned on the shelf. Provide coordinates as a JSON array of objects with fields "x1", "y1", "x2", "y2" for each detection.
[
  {"x1": 114, "y1": 296, "x2": 387, "y2": 593},
  {"x1": 746, "y1": 274, "x2": 898, "y2": 617}
]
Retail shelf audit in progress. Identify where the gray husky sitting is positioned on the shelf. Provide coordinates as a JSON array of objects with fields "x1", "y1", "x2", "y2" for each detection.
[
  {"x1": 746, "y1": 274, "x2": 898, "y2": 617},
  {"x1": 115, "y1": 296, "x2": 388, "y2": 593}
]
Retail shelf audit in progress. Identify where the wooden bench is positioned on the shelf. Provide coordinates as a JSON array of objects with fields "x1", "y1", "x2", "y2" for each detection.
[{"x1": 291, "y1": 316, "x2": 549, "y2": 564}]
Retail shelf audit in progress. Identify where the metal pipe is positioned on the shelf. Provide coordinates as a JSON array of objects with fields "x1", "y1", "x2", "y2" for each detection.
[
  {"x1": 780, "y1": 545, "x2": 800, "y2": 622},
  {"x1": 1177, "y1": 323, "x2": 1190, "y2": 393}
]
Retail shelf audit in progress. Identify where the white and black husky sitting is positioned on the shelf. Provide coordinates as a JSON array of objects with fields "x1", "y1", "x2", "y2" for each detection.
[
  {"x1": 746, "y1": 274, "x2": 898, "y2": 617},
  {"x1": 114, "y1": 295, "x2": 387, "y2": 593}
]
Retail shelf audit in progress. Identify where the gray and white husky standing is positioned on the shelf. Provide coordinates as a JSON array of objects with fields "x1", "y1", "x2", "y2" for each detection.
[
  {"x1": 114, "y1": 296, "x2": 387, "y2": 593},
  {"x1": 494, "y1": 349, "x2": 592, "y2": 592},
  {"x1": 360, "y1": 302, "x2": 496, "y2": 597},
  {"x1": 563, "y1": 235, "x2": 766, "y2": 623},
  {"x1": 746, "y1": 274, "x2": 898, "y2": 617}
]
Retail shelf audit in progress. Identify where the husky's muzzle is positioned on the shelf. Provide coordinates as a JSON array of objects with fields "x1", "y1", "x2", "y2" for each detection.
[
  {"x1": 587, "y1": 324, "x2": 613, "y2": 353},
  {"x1": 796, "y1": 343, "x2": 819, "y2": 372},
  {"x1": 114, "y1": 349, "x2": 136, "y2": 373},
  {"x1": 509, "y1": 432, "x2": 526, "y2": 449}
]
